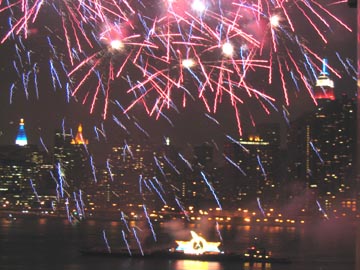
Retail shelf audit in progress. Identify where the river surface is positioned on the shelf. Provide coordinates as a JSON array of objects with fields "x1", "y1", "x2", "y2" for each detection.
[{"x1": 0, "y1": 216, "x2": 356, "y2": 270}]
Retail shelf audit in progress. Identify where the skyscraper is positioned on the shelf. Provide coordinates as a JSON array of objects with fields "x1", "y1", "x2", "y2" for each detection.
[
  {"x1": 71, "y1": 124, "x2": 89, "y2": 145},
  {"x1": 287, "y1": 61, "x2": 356, "y2": 201},
  {"x1": 15, "y1": 118, "x2": 28, "y2": 146},
  {"x1": 53, "y1": 125, "x2": 91, "y2": 193},
  {"x1": 223, "y1": 124, "x2": 281, "y2": 206},
  {"x1": 0, "y1": 119, "x2": 52, "y2": 210},
  {"x1": 314, "y1": 58, "x2": 335, "y2": 100}
]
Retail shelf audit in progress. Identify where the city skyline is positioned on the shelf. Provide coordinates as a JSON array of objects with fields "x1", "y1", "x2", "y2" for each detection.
[
  {"x1": 0, "y1": 2, "x2": 358, "y2": 270},
  {"x1": 0, "y1": 1, "x2": 357, "y2": 160},
  {"x1": 0, "y1": 92, "x2": 356, "y2": 216},
  {"x1": 0, "y1": 0, "x2": 358, "y2": 228}
]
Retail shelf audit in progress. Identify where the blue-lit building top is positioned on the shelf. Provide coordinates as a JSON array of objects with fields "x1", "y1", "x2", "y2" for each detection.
[{"x1": 15, "y1": 118, "x2": 28, "y2": 146}]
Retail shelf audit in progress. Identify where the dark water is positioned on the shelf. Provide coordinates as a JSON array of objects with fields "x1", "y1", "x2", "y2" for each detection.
[{"x1": 0, "y1": 216, "x2": 356, "y2": 270}]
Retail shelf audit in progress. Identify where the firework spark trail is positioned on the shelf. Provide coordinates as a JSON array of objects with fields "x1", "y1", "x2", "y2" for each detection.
[
  {"x1": 345, "y1": 58, "x2": 357, "y2": 76},
  {"x1": 309, "y1": 141, "x2": 324, "y2": 164},
  {"x1": 106, "y1": 158, "x2": 114, "y2": 182},
  {"x1": 223, "y1": 154, "x2": 246, "y2": 176},
  {"x1": 335, "y1": 52, "x2": 351, "y2": 75},
  {"x1": 316, "y1": 199, "x2": 329, "y2": 220},
  {"x1": 73, "y1": 191, "x2": 82, "y2": 218},
  {"x1": 121, "y1": 230, "x2": 132, "y2": 256},
  {"x1": 49, "y1": 59, "x2": 62, "y2": 90},
  {"x1": 256, "y1": 155, "x2": 267, "y2": 180},
  {"x1": 65, "y1": 198, "x2": 72, "y2": 223},
  {"x1": 33, "y1": 63, "x2": 39, "y2": 99},
  {"x1": 148, "y1": 179, "x2": 167, "y2": 205},
  {"x1": 121, "y1": 211, "x2": 131, "y2": 232},
  {"x1": 21, "y1": 71, "x2": 29, "y2": 99},
  {"x1": 100, "y1": 123, "x2": 107, "y2": 139},
  {"x1": 143, "y1": 178, "x2": 152, "y2": 192},
  {"x1": 2, "y1": 0, "x2": 354, "y2": 130},
  {"x1": 153, "y1": 177, "x2": 165, "y2": 194},
  {"x1": 61, "y1": 118, "x2": 67, "y2": 140},
  {"x1": 178, "y1": 153, "x2": 193, "y2": 171},
  {"x1": 39, "y1": 136, "x2": 49, "y2": 153},
  {"x1": 78, "y1": 190, "x2": 86, "y2": 217},
  {"x1": 154, "y1": 156, "x2": 167, "y2": 179},
  {"x1": 216, "y1": 221, "x2": 223, "y2": 241},
  {"x1": 114, "y1": 100, "x2": 131, "y2": 119},
  {"x1": 204, "y1": 113, "x2": 220, "y2": 125},
  {"x1": 29, "y1": 179, "x2": 40, "y2": 203},
  {"x1": 134, "y1": 122, "x2": 150, "y2": 138},
  {"x1": 93, "y1": 126, "x2": 100, "y2": 141},
  {"x1": 138, "y1": 174, "x2": 143, "y2": 194},
  {"x1": 93, "y1": 125, "x2": 107, "y2": 141},
  {"x1": 200, "y1": 171, "x2": 222, "y2": 210},
  {"x1": 112, "y1": 115, "x2": 130, "y2": 134},
  {"x1": 163, "y1": 154, "x2": 180, "y2": 175},
  {"x1": 56, "y1": 162, "x2": 65, "y2": 198},
  {"x1": 257, "y1": 197, "x2": 266, "y2": 217},
  {"x1": 142, "y1": 204, "x2": 157, "y2": 242},
  {"x1": 132, "y1": 227, "x2": 144, "y2": 256},
  {"x1": 49, "y1": 171, "x2": 61, "y2": 201},
  {"x1": 225, "y1": 134, "x2": 249, "y2": 153},
  {"x1": 51, "y1": 201, "x2": 56, "y2": 211},
  {"x1": 282, "y1": 107, "x2": 290, "y2": 126},
  {"x1": 175, "y1": 197, "x2": 190, "y2": 221},
  {"x1": 89, "y1": 155, "x2": 98, "y2": 183},
  {"x1": 102, "y1": 229, "x2": 111, "y2": 253},
  {"x1": 9, "y1": 83, "x2": 15, "y2": 104}
]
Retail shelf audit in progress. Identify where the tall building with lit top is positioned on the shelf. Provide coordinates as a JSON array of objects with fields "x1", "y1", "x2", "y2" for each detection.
[
  {"x1": 314, "y1": 58, "x2": 335, "y2": 100},
  {"x1": 223, "y1": 124, "x2": 281, "y2": 206},
  {"x1": 71, "y1": 124, "x2": 89, "y2": 145},
  {"x1": 15, "y1": 118, "x2": 28, "y2": 146},
  {"x1": 287, "y1": 71, "x2": 356, "y2": 204},
  {"x1": 0, "y1": 120, "x2": 53, "y2": 210},
  {"x1": 53, "y1": 125, "x2": 91, "y2": 194}
]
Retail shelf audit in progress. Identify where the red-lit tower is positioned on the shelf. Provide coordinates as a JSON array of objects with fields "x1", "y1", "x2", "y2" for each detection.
[{"x1": 315, "y1": 58, "x2": 335, "y2": 100}]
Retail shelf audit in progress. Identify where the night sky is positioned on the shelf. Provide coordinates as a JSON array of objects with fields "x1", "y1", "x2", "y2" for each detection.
[{"x1": 0, "y1": 1, "x2": 357, "y2": 162}]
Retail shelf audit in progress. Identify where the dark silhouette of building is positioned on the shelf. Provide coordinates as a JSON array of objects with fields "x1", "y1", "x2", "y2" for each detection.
[
  {"x1": 53, "y1": 124, "x2": 92, "y2": 194},
  {"x1": 223, "y1": 124, "x2": 281, "y2": 207},
  {"x1": 286, "y1": 63, "x2": 356, "y2": 210}
]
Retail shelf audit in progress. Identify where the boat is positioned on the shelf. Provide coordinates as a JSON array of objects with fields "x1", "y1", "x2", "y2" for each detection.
[{"x1": 80, "y1": 231, "x2": 290, "y2": 264}]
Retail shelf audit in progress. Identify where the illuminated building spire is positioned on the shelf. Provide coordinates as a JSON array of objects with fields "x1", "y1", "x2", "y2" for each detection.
[
  {"x1": 315, "y1": 58, "x2": 335, "y2": 100},
  {"x1": 71, "y1": 123, "x2": 88, "y2": 145},
  {"x1": 15, "y1": 118, "x2": 28, "y2": 146}
]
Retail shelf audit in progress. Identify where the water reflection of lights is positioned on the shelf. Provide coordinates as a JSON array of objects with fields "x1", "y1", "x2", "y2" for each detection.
[
  {"x1": 173, "y1": 260, "x2": 222, "y2": 270},
  {"x1": 243, "y1": 262, "x2": 272, "y2": 269},
  {"x1": 38, "y1": 218, "x2": 47, "y2": 225},
  {"x1": 173, "y1": 261, "x2": 271, "y2": 270}
]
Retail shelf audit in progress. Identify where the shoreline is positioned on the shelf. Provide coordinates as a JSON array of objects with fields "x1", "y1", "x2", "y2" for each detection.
[{"x1": 1, "y1": 209, "x2": 357, "y2": 227}]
